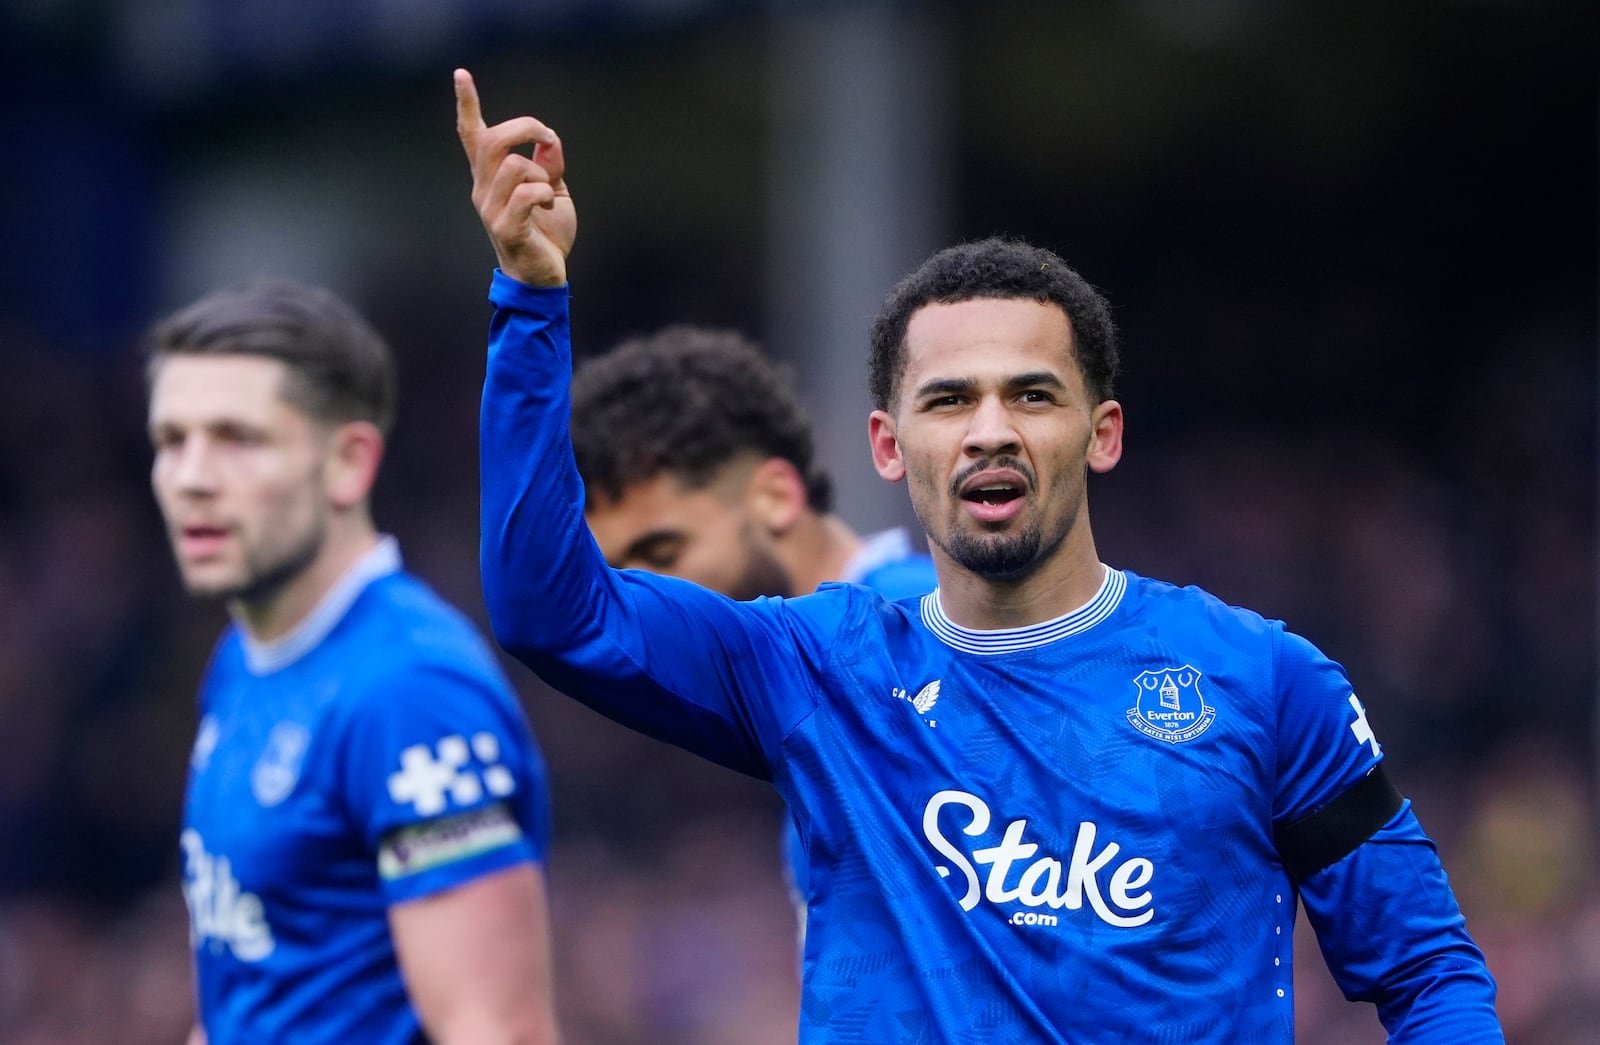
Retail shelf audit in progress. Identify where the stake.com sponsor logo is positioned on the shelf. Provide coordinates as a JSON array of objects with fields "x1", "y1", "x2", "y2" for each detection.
[{"x1": 923, "y1": 789, "x2": 1155, "y2": 929}]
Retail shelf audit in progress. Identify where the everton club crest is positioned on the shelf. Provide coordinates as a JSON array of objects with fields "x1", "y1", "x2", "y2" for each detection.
[
  {"x1": 1127, "y1": 665, "x2": 1217, "y2": 744},
  {"x1": 252, "y1": 721, "x2": 311, "y2": 806}
]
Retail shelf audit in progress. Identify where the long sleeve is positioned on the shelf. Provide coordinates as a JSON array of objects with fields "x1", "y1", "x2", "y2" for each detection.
[
  {"x1": 1299, "y1": 805, "x2": 1502, "y2": 1043},
  {"x1": 477, "y1": 272, "x2": 836, "y2": 778}
]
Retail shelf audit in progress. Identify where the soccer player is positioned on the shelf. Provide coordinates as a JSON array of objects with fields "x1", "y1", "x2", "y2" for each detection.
[
  {"x1": 146, "y1": 279, "x2": 560, "y2": 1045},
  {"x1": 571, "y1": 327, "x2": 937, "y2": 923},
  {"x1": 456, "y1": 71, "x2": 1502, "y2": 1042}
]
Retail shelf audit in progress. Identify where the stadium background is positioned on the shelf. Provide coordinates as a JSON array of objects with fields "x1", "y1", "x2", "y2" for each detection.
[{"x1": 0, "y1": 0, "x2": 1594, "y2": 1040}]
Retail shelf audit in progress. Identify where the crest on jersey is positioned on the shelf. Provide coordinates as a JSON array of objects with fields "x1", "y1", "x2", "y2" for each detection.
[
  {"x1": 252, "y1": 721, "x2": 311, "y2": 806},
  {"x1": 1126, "y1": 665, "x2": 1216, "y2": 744}
]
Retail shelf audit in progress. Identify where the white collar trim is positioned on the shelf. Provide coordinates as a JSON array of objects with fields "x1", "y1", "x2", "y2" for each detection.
[
  {"x1": 241, "y1": 536, "x2": 402, "y2": 675},
  {"x1": 919, "y1": 564, "x2": 1125, "y2": 655}
]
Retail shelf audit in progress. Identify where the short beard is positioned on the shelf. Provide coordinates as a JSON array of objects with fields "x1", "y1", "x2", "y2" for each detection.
[
  {"x1": 207, "y1": 515, "x2": 326, "y2": 608},
  {"x1": 726, "y1": 522, "x2": 795, "y2": 601},
  {"x1": 925, "y1": 454, "x2": 1061, "y2": 582},
  {"x1": 941, "y1": 524, "x2": 1045, "y2": 582}
]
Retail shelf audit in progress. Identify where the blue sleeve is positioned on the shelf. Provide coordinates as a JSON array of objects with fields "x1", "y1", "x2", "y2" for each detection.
[
  {"x1": 1271, "y1": 627, "x2": 1380, "y2": 822},
  {"x1": 478, "y1": 272, "x2": 837, "y2": 779},
  {"x1": 1273, "y1": 629, "x2": 1502, "y2": 1040},
  {"x1": 334, "y1": 661, "x2": 549, "y2": 905},
  {"x1": 1299, "y1": 807, "x2": 1503, "y2": 1042}
]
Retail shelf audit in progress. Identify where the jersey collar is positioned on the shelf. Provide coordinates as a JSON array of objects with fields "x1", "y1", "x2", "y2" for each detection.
[
  {"x1": 919, "y1": 563, "x2": 1126, "y2": 656},
  {"x1": 240, "y1": 536, "x2": 403, "y2": 675}
]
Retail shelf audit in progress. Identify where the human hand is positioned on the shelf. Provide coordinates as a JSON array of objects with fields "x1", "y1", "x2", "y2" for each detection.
[{"x1": 455, "y1": 68, "x2": 576, "y2": 288}]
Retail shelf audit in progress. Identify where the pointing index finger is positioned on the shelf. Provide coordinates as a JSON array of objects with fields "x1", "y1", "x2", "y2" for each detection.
[{"x1": 454, "y1": 68, "x2": 484, "y2": 144}]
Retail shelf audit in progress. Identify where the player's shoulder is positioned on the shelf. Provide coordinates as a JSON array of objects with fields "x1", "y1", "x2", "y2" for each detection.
[
  {"x1": 859, "y1": 553, "x2": 939, "y2": 603},
  {"x1": 339, "y1": 571, "x2": 510, "y2": 690},
  {"x1": 315, "y1": 573, "x2": 531, "y2": 750},
  {"x1": 1121, "y1": 569, "x2": 1340, "y2": 679},
  {"x1": 808, "y1": 578, "x2": 926, "y2": 644},
  {"x1": 1121, "y1": 570, "x2": 1282, "y2": 647}
]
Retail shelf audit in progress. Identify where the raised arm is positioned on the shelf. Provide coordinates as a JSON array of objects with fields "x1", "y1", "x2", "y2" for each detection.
[
  {"x1": 455, "y1": 68, "x2": 604, "y2": 665},
  {"x1": 456, "y1": 73, "x2": 833, "y2": 778}
]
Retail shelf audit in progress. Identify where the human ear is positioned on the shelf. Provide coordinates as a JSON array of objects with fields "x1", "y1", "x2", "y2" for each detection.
[
  {"x1": 744, "y1": 457, "x2": 807, "y2": 536},
  {"x1": 1086, "y1": 400, "x2": 1123, "y2": 475},
  {"x1": 869, "y1": 410, "x2": 905, "y2": 483},
  {"x1": 325, "y1": 421, "x2": 385, "y2": 509}
]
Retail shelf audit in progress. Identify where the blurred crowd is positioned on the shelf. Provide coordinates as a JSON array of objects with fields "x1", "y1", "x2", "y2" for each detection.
[{"x1": 0, "y1": 286, "x2": 1591, "y2": 1044}]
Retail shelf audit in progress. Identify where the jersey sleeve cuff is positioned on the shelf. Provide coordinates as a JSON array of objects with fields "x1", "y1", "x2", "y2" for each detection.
[{"x1": 489, "y1": 270, "x2": 570, "y2": 311}]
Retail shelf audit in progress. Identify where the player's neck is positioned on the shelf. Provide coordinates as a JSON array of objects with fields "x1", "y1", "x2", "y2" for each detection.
[
  {"x1": 231, "y1": 519, "x2": 382, "y2": 642},
  {"x1": 932, "y1": 522, "x2": 1105, "y2": 631},
  {"x1": 782, "y1": 512, "x2": 863, "y2": 594}
]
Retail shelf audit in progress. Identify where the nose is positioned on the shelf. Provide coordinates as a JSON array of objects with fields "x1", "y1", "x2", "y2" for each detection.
[
  {"x1": 962, "y1": 395, "x2": 1021, "y2": 459},
  {"x1": 166, "y1": 437, "x2": 221, "y2": 496}
]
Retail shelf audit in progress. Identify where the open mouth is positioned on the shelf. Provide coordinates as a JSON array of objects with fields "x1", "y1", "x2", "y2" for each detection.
[
  {"x1": 962, "y1": 484, "x2": 1023, "y2": 507},
  {"x1": 955, "y1": 465, "x2": 1033, "y2": 522}
]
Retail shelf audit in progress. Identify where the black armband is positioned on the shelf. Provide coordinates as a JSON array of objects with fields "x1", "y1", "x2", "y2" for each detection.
[{"x1": 1274, "y1": 765, "x2": 1404, "y2": 879}]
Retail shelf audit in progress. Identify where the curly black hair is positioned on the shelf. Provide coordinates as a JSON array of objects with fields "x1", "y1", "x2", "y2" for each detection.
[
  {"x1": 571, "y1": 326, "x2": 832, "y2": 512},
  {"x1": 867, "y1": 237, "x2": 1119, "y2": 412}
]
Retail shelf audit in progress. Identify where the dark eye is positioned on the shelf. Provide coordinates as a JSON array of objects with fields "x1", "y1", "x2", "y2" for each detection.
[
  {"x1": 219, "y1": 427, "x2": 266, "y2": 447},
  {"x1": 1019, "y1": 389, "x2": 1055, "y2": 404},
  {"x1": 641, "y1": 547, "x2": 679, "y2": 570},
  {"x1": 633, "y1": 535, "x2": 684, "y2": 571}
]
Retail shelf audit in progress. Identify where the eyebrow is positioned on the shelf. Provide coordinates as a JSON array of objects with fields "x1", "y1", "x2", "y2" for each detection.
[
  {"x1": 1006, "y1": 371, "x2": 1068, "y2": 392},
  {"x1": 913, "y1": 371, "x2": 1068, "y2": 399},
  {"x1": 913, "y1": 377, "x2": 975, "y2": 399}
]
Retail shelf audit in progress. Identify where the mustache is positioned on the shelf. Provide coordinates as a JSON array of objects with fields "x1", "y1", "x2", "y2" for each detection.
[{"x1": 949, "y1": 456, "x2": 1037, "y2": 498}]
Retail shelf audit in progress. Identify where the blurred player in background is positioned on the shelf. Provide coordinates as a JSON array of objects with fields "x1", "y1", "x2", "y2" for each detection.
[
  {"x1": 458, "y1": 71, "x2": 1501, "y2": 1042},
  {"x1": 570, "y1": 326, "x2": 936, "y2": 927},
  {"x1": 146, "y1": 280, "x2": 560, "y2": 1045},
  {"x1": 573, "y1": 326, "x2": 934, "y2": 606}
]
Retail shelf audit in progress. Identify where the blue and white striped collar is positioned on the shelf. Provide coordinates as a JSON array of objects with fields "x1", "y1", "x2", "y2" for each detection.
[
  {"x1": 919, "y1": 564, "x2": 1126, "y2": 656},
  {"x1": 241, "y1": 536, "x2": 402, "y2": 675}
]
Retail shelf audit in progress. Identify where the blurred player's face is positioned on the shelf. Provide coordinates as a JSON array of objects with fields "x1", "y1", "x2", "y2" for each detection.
[
  {"x1": 869, "y1": 298, "x2": 1121, "y2": 582},
  {"x1": 148, "y1": 355, "x2": 331, "y2": 604},
  {"x1": 586, "y1": 468, "x2": 794, "y2": 600}
]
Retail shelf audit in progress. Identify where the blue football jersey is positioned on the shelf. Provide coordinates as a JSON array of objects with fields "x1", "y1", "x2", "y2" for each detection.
[
  {"x1": 479, "y1": 275, "x2": 1501, "y2": 1043},
  {"x1": 786, "y1": 527, "x2": 937, "y2": 915},
  {"x1": 182, "y1": 538, "x2": 550, "y2": 1045}
]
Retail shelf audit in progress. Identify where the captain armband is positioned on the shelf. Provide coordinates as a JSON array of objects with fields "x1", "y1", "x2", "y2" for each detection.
[
  {"x1": 1273, "y1": 765, "x2": 1404, "y2": 879},
  {"x1": 378, "y1": 803, "x2": 524, "y2": 881}
]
